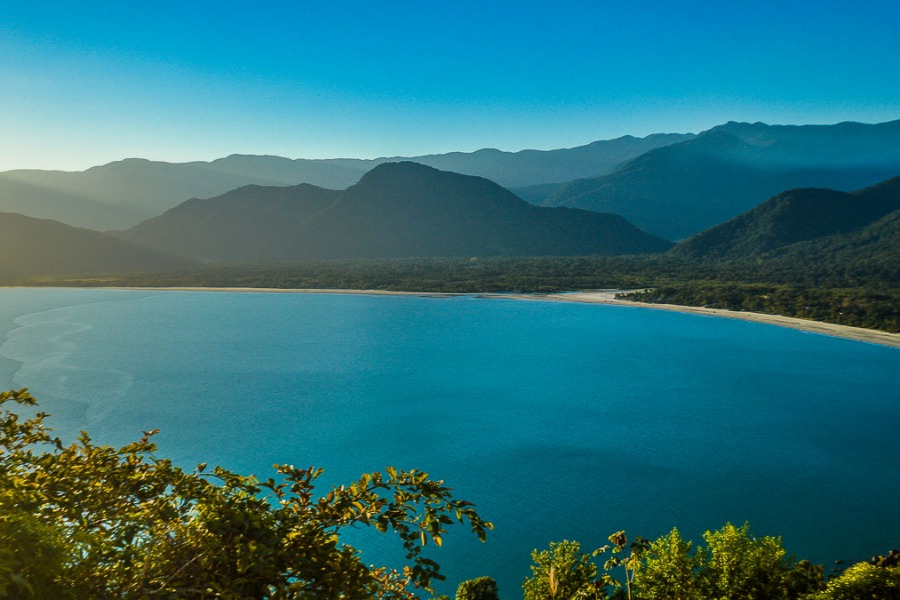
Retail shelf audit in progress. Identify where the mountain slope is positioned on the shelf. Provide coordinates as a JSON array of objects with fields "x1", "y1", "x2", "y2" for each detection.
[
  {"x1": 0, "y1": 133, "x2": 692, "y2": 230},
  {"x1": 120, "y1": 162, "x2": 672, "y2": 261},
  {"x1": 544, "y1": 120, "x2": 900, "y2": 240},
  {"x1": 672, "y1": 177, "x2": 900, "y2": 264},
  {"x1": 122, "y1": 184, "x2": 341, "y2": 262},
  {"x1": 0, "y1": 212, "x2": 190, "y2": 279},
  {"x1": 765, "y1": 208, "x2": 900, "y2": 282}
]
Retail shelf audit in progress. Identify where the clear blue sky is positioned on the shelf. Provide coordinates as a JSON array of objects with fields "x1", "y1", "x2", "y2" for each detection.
[{"x1": 2, "y1": 0, "x2": 898, "y2": 171}]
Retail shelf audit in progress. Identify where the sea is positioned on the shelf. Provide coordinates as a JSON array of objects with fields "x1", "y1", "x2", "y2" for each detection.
[{"x1": 1, "y1": 287, "x2": 898, "y2": 596}]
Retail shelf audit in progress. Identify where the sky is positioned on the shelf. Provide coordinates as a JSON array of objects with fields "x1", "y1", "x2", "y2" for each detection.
[{"x1": 1, "y1": 0, "x2": 898, "y2": 171}]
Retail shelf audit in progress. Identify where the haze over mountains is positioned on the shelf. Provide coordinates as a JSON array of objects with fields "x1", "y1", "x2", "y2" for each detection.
[
  {"x1": 119, "y1": 162, "x2": 672, "y2": 261},
  {"x1": 1, "y1": 118, "x2": 898, "y2": 281},
  {"x1": 0, "y1": 212, "x2": 187, "y2": 278},
  {"x1": 3, "y1": 120, "x2": 898, "y2": 243},
  {"x1": 0, "y1": 133, "x2": 692, "y2": 231},
  {"x1": 3, "y1": 170, "x2": 898, "y2": 285},
  {"x1": 543, "y1": 120, "x2": 900, "y2": 240}
]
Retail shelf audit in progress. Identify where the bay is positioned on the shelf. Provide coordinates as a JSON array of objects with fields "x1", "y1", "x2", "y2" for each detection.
[{"x1": 0, "y1": 288, "x2": 898, "y2": 596}]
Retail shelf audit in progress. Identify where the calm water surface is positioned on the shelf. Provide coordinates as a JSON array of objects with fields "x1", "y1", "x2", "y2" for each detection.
[{"x1": 1, "y1": 288, "x2": 898, "y2": 596}]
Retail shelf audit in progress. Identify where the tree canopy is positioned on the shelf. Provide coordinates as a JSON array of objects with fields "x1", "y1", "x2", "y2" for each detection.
[{"x1": 0, "y1": 389, "x2": 492, "y2": 599}]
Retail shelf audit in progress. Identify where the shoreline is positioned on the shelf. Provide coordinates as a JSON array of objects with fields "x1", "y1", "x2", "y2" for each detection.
[
  {"x1": 507, "y1": 290, "x2": 900, "y2": 349},
  {"x1": 6, "y1": 286, "x2": 899, "y2": 349}
]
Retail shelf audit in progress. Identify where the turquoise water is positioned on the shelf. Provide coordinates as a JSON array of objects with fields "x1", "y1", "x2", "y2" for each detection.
[{"x1": 1, "y1": 288, "x2": 898, "y2": 595}]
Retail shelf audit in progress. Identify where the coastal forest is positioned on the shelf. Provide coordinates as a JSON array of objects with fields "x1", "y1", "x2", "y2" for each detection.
[{"x1": 2, "y1": 389, "x2": 898, "y2": 599}]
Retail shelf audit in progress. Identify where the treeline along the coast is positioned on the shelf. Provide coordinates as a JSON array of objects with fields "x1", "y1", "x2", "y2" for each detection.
[{"x1": 19, "y1": 254, "x2": 900, "y2": 333}]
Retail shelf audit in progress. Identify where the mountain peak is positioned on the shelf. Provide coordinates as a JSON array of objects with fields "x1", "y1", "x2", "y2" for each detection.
[
  {"x1": 353, "y1": 161, "x2": 506, "y2": 195},
  {"x1": 363, "y1": 160, "x2": 440, "y2": 175},
  {"x1": 120, "y1": 162, "x2": 671, "y2": 261}
]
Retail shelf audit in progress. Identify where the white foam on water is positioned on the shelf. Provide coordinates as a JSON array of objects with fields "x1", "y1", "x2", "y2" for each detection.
[{"x1": 0, "y1": 306, "x2": 134, "y2": 425}]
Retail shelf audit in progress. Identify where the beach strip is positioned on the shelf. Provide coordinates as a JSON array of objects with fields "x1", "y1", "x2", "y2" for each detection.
[{"x1": 508, "y1": 290, "x2": 900, "y2": 349}]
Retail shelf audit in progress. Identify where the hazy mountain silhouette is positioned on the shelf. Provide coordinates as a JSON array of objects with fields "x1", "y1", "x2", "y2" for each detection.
[
  {"x1": 673, "y1": 177, "x2": 900, "y2": 264},
  {"x1": 544, "y1": 120, "x2": 900, "y2": 240},
  {"x1": 0, "y1": 157, "x2": 366, "y2": 230},
  {"x1": 0, "y1": 134, "x2": 691, "y2": 230},
  {"x1": 119, "y1": 162, "x2": 672, "y2": 261},
  {"x1": 392, "y1": 133, "x2": 694, "y2": 188},
  {"x1": 121, "y1": 184, "x2": 341, "y2": 262},
  {"x1": 0, "y1": 212, "x2": 190, "y2": 279}
]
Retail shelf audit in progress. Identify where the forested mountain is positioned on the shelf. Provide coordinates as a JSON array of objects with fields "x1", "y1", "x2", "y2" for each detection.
[
  {"x1": 119, "y1": 162, "x2": 672, "y2": 261},
  {"x1": 765, "y1": 208, "x2": 900, "y2": 284},
  {"x1": 674, "y1": 177, "x2": 900, "y2": 259},
  {"x1": 544, "y1": 120, "x2": 900, "y2": 240},
  {"x1": 120, "y1": 183, "x2": 341, "y2": 263},
  {"x1": 0, "y1": 212, "x2": 189, "y2": 278},
  {"x1": 0, "y1": 133, "x2": 691, "y2": 230}
]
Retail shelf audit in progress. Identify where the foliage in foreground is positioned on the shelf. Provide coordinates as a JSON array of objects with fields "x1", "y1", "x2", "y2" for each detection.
[
  {"x1": 3, "y1": 388, "x2": 898, "y2": 599},
  {"x1": 455, "y1": 576, "x2": 499, "y2": 600},
  {"x1": 0, "y1": 389, "x2": 492, "y2": 599},
  {"x1": 522, "y1": 527, "x2": 900, "y2": 600}
]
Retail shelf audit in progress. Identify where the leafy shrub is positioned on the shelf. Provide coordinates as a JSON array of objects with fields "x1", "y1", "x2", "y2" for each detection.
[
  {"x1": 0, "y1": 389, "x2": 491, "y2": 599},
  {"x1": 808, "y1": 562, "x2": 900, "y2": 599},
  {"x1": 455, "y1": 576, "x2": 500, "y2": 600}
]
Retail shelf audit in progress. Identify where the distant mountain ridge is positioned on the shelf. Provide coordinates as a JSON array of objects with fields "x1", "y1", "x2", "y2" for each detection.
[
  {"x1": 0, "y1": 212, "x2": 189, "y2": 279},
  {"x1": 672, "y1": 177, "x2": 900, "y2": 268},
  {"x1": 0, "y1": 133, "x2": 692, "y2": 230},
  {"x1": 4, "y1": 119, "x2": 898, "y2": 240},
  {"x1": 544, "y1": 120, "x2": 900, "y2": 240},
  {"x1": 119, "y1": 162, "x2": 672, "y2": 261},
  {"x1": 390, "y1": 133, "x2": 694, "y2": 188}
]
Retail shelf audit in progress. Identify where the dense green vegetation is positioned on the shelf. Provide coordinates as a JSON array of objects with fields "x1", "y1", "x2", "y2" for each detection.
[
  {"x1": 455, "y1": 576, "x2": 500, "y2": 600},
  {"x1": 620, "y1": 284, "x2": 900, "y2": 332},
  {"x1": 0, "y1": 389, "x2": 491, "y2": 599},
  {"x1": 3, "y1": 390, "x2": 898, "y2": 599},
  {"x1": 507, "y1": 527, "x2": 900, "y2": 600},
  {"x1": 13, "y1": 251, "x2": 898, "y2": 333}
]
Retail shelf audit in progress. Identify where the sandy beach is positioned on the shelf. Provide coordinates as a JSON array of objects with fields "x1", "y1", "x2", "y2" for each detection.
[
  {"x1": 507, "y1": 290, "x2": 900, "y2": 349},
  {"x1": 113, "y1": 286, "x2": 900, "y2": 349}
]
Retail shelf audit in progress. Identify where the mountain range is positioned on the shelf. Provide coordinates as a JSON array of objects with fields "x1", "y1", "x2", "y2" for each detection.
[
  {"x1": 2, "y1": 119, "x2": 898, "y2": 282},
  {"x1": 3, "y1": 167, "x2": 897, "y2": 284},
  {"x1": 118, "y1": 162, "x2": 672, "y2": 261},
  {"x1": 3, "y1": 120, "x2": 897, "y2": 242},
  {"x1": 543, "y1": 120, "x2": 900, "y2": 240},
  {"x1": 0, "y1": 133, "x2": 692, "y2": 230}
]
